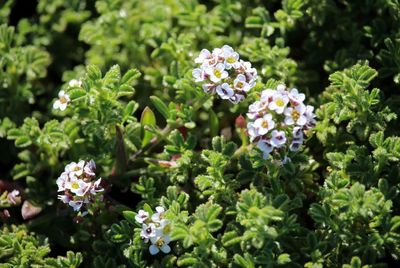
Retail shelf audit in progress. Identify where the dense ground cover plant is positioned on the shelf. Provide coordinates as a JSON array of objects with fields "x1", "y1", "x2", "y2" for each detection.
[{"x1": 1, "y1": 0, "x2": 400, "y2": 267}]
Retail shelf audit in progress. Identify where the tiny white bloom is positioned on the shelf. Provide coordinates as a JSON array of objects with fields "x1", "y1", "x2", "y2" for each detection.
[
  {"x1": 260, "y1": 89, "x2": 275, "y2": 102},
  {"x1": 216, "y1": 83, "x2": 234, "y2": 99},
  {"x1": 84, "y1": 160, "x2": 96, "y2": 177},
  {"x1": 68, "y1": 79, "x2": 82, "y2": 88},
  {"x1": 304, "y1": 105, "x2": 317, "y2": 128},
  {"x1": 67, "y1": 178, "x2": 90, "y2": 197},
  {"x1": 289, "y1": 141, "x2": 302, "y2": 151},
  {"x1": 149, "y1": 235, "x2": 171, "y2": 255},
  {"x1": 141, "y1": 223, "x2": 157, "y2": 239},
  {"x1": 202, "y1": 83, "x2": 215, "y2": 94},
  {"x1": 90, "y1": 178, "x2": 104, "y2": 194},
  {"x1": 257, "y1": 140, "x2": 273, "y2": 159},
  {"x1": 135, "y1": 210, "x2": 149, "y2": 224},
  {"x1": 270, "y1": 130, "x2": 287, "y2": 148},
  {"x1": 195, "y1": 49, "x2": 211, "y2": 64},
  {"x1": 284, "y1": 104, "x2": 307, "y2": 126},
  {"x1": 288, "y1": 88, "x2": 305, "y2": 106},
  {"x1": 69, "y1": 200, "x2": 83, "y2": 211},
  {"x1": 56, "y1": 172, "x2": 69, "y2": 192},
  {"x1": 229, "y1": 93, "x2": 245, "y2": 104},
  {"x1": 247, "y1": 122, "x2": 259, "y2": 141},
  {"x1": 276, "y1": 84, "x2": 286, "y2": 93},
  {"x1": 53, "y1": 90, "x2": 70, "y2": 111},
  {"x1": 292, "y1": 127, "x2": 304, "y2": 139},
  {"x1": 65, "y1": 160, "x2": 85, "y2": 177},
  {"x1": 223, "y1": 50, "x2": 240, "y2": 69},
  {"x1": 58, "y1": 194, "x2": 71, "y2": 204},
  {"x1": 233, "y1": 74, "x2": 251, "y2": 92},
  {"x1": 151, "y1": 206, "x2": 166, "y2": 223},
  {"x1": 206, "y1": 63, "x2": 228, "y2": 83},
  {"x1": 192, "y1": 68, "x2": 206, "y2": 82},
  {"x1": 253, "y1": 114, "x2": 275, "y2": 136},
  {"x1": 269, "y1": 92, "x2": 289, "y2": 114}
]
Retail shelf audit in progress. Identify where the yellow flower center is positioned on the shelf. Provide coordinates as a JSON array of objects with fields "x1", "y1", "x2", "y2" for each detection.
[
  {"x1": 60, "y1": 96, "x2": 68, "y2": 104},
  {"x1": 237, "y1": 81, "x2": 244, "y2": 88},
  {"x1": 291, "y1": 110, "x2": 300, "y2": 121},
  {"x1": 71, "y1": 182, "x2": 79, "y2": 189},
  {"x1": 214, "y1": 69, "x2": 221, "y2": 78},
  {"x1": 163, "y1": 224, "x2": 171, "y2": 234},
  {"x1": 262, "y1": 121, "x2": 269, "y2": 129},
  {"x1": 227, "y1": 56, "x2": 236, "y2": 63},
  {"x1": 156, "y1": 238, "x2": 165, "y2": 247},
  {"x1": 276, "y1": 99, "x2": 285, "y2": 107}
]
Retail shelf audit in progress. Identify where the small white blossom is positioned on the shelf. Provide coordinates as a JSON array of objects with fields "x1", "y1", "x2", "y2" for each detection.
[
  {"x1": 206, "y1": 63, "x2": 228, "y2": 83},
  {"x1": 66, "y1": 178, "x2": 90, "y2": 197},
  {"x1": 141, "y1": 223, "x2": 157, "y2": 239},
  {"x1": 194, "y1": 49, "x2": 211, "y2": 64},
  {"x1": 284, "y1": 104, "x2": 307, "y2": 126},
  {"x1": 253, "y1": 114, "x2": 275, "y2": 136},
  {"x1": 233, "y1": 74, "x2": 251, "y2": 92},
  {"x1": 271, "y1": 130, "x2": 287, "y2": 148},
  {"x1": 149, "y1": 235, "x2": 171, "y2": 255},
  {"x1": 192, "y1": 68, "x2": 206, "y2": 82},
  {"x1": 53, "y1": 90, "x2": 70, "y2": 111},
  {"x1": 69, "y1": 200, "x2": 83, "y2": 211},
  {"x1": 135, "y1": 210, "x2": 149, "y2": 224},
  {"x1": 288, "y1": 88, "x2": 305, "y2": 106},
  {"x1": 56, "y1": 172, "x2": 69, "y2": 192},
  {"x1": 151, "y1": 206, "x2": 166, "y2": 223},
  {"x1": 257, "y1": 140, "x2": 273, "y2": 159},
  {"x1": 216, "y1": 83, "x2": 234, "y2": 99},
  {"x1": 68, "y1": 79, "x2": 82, "y2": 88},
  {"x1": 269, "y1": 92, "x2": 289, "y2": 114}
]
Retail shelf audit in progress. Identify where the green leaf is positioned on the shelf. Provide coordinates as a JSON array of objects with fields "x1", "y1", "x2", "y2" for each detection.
[
  {"x1": 150, "y1": 96, "x2": 170, "y2": 120},
  {"x1": 122, "y1": 211, "x2": 136, "y2": 225},
  {"x1": 86, "y1": 65, "x2": 102, "y2": 81},
  {"x1": 140, "y1": 106, "x2": 156, "y2": 146},
  {"x1": 15, "y1": 136, "x2": 31, "y2": 147}
]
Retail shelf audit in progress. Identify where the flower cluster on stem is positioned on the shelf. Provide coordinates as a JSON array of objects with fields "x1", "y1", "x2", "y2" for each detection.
[
  {"x1": 135, "y1": 206, "x2": 172, "y2": 255},
  {"x1": 247, "y1": 84, "x2": 316, "y2": 160},
  {"x1": 192, "y1": 45, "x2": 257, "y2": 103},
  {"x1": 57, "y1": 160, "x2": 104, "y2": 216}
]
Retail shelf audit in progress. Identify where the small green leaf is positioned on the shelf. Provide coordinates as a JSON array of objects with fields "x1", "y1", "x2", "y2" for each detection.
[
  {"x1": 122, "y1": 211, "x2": 136, "y2": 225},
  {"x1": 140, "y1": 106, "x2": 156, "y2": 146},
  {"x1": 150, "y1": 96, "x2": 170, "y2": 120}
]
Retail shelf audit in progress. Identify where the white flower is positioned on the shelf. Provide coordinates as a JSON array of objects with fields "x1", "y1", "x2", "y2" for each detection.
[
  {"x1": 206, "y1": 63, "x2": 228, "y2": 83},
  {"x1": 135, "y1": 210, "x2": 149, "y2": 224},
  {"x1": 90, "y1": 178, "x2": 104, "y2": 194},
  {"x1": 53, "y1": 90, "x2": 70, "y2": 111},
  {"x1": 284, "y1": 104, "x2": 307, "y2": 126},
  {"x1": 260, "y1": 89, "x2": 275, "y2": 102},
  {"x1": 270, "y1": 130, "x2": 287, "y2": 148},
  {"x1": 233, "y1": 74, "x2": 251, "y2": 92},
  {"x1": 195, "y1": 49, "x2": 211, "y2": 64},
  {"x1": 192, "y1": 68, "x2": 206, "y2": 82},
  {"x1": 216, "y1": 83, "x2": 234, "y2": 99},
  {"x1": 65, "y1": 160, "x2": 85, "y2": 177},
  {"x1": 257, "y1": 140, "x2": 273, "y2": 159},
  {"x1": 288, "y1": 88, "x2": 305, "y2": 106},
  {"x1": 202, "y1": 83, "x2": 215, "y2": 94},
  {"x1": 151, "y1": 206, "x2": 166, "y2": 223},
  {"x1": 141, "y1": 223, "x2": 157, "y2": 239},
  {"x1": 69, "y1": 200, "x2": 83, "y2": 211},
  {"x1": 84, "y1": 160, "x2": 96, "y2": 177},
  {"x1": 276, "y1": 84, "x2": 287, "y2": 93},
  {"x1": 289, "y1": 141, "x2": 302, "y2": 151},
  {"x1": 56, "y1": 172, "x2": 69, "y2": 192},
  {"x1": 269, "y1": 92, "x2": 289, "y2": 114},
  {"x1": 149, "y1": 235, "x2": 171, "y2": 255},
  {"x1": 292, "y1": 127, "x2": 304, "y2": 139},
  {"x1": 304, "y1": 105, "x2": 317, "y2": 128},
  {"x1": 68, "y1": 79, "x2": 82, "y2": 88},
  {"x1": 66, "y1": 178, "x2": 91, "y2": 197},
  {"x1": 229, "y1": 94, "x2": 245, "y2": 104},
  {"x1": 247, "y1": 122, "x2": 259, "y2": 141},
  {"x1": 58, "y1": 194, "x2": 71, "y2": 204},
  {"x1": 223, "y1": 49, "x2": 240, "y2": 69},
  {"x1": 253, "y1": 114, "x2": 275, "y2": 136}
]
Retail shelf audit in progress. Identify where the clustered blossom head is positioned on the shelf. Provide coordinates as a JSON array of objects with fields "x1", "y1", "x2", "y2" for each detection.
[
  {"x1": 135, "y1": 206, "x2": 171, "y2": 255},
  {"x1": 247, "y1": 84, "x2": 316, "y2": 160},
  {"x1": 57, "y1": 160, "x2": 104, "y2": 215},
  {"x1": 192, "y1": 45, "x2": 257, "y2": 103}
]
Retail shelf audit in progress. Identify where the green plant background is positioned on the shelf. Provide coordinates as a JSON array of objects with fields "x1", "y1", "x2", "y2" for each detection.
[{"x1": 0, "y1": 0, "x2": 400, "y2": 267}]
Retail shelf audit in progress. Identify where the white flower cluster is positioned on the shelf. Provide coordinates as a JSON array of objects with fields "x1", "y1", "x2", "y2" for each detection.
[
  {"x1": 56, "y1": 160, "x2": 104, "y2": 214},
  {"x1": 247, "y1": 84, "x2": 316, "y2": 159},
  {"x1": 192, "y1": 45, "x2": 257, "y2": 103},
  {"x1": 53, "y1": 79, "x2": 82, "y2": 111},
  {"x1": 135, "y1": 206, "x2": 171, "y2": 255}
]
